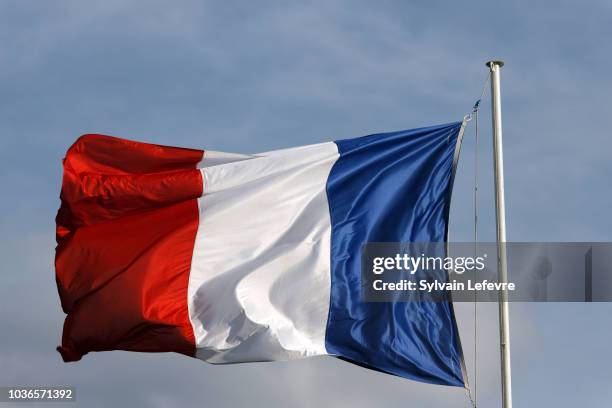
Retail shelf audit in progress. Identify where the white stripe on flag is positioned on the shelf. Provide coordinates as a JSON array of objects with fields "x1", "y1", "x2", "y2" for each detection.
[{"x1": 188, "y1": 142, "x2": 339, "y2": 363}]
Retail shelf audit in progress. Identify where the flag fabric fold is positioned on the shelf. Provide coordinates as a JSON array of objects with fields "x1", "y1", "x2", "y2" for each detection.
[{"x1": 56, "y1": 122, "x2": 466, "y2": 387}]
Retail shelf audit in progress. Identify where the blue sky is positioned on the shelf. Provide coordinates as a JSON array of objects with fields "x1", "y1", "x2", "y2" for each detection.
[{"x1": 1, "y1": 1, "x2": 611, "y2": 407}]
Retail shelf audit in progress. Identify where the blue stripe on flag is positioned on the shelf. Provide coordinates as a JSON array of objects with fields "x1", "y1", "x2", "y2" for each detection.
[{"x1": 325, "y1": 122, "x2": 465, "y2": 386}]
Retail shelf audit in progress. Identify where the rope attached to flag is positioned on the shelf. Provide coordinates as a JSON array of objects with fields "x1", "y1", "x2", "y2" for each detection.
[{"x1": 462, "y1": 71, "x2": 491, "y2": 408}]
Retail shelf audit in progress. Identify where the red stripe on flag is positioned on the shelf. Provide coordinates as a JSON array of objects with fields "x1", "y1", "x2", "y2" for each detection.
[{"x1": 55, "y1": 134, "x2": 203, "y2": 362}]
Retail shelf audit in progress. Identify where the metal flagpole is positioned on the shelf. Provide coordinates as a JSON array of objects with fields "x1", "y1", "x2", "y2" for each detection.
[{"x1": 486, "y1": 60, "x2": 513, "y2": 408}]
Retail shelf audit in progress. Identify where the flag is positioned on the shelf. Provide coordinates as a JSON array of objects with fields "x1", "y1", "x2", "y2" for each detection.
[{"x1": 55, "y1": 122, "x2": 466, "y2": 387}]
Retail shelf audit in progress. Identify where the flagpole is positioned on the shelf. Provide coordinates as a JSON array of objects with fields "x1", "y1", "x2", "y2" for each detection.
[{"x1": 486, "y1": 60, "x2": 513, "y2": 408}]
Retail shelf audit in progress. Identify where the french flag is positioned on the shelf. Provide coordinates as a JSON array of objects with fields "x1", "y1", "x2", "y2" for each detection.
[{"x1": 56, "y1": 121, "x2": 467, "y2": 387}]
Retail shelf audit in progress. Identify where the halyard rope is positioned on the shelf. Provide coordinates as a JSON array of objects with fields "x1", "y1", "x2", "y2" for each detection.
[{"x1": 463, "y1": 71, "x2": 490, "y2": 408}]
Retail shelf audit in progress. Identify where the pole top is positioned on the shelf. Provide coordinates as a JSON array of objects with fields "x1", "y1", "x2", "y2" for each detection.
[{"x1": 486, "y1": 60, "x2": 505, "y2": 69}]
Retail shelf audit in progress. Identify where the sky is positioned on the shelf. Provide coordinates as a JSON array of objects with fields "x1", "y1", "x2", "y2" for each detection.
[{"x1": 1, "y1": 0, "x2": 612, "y2": 407}]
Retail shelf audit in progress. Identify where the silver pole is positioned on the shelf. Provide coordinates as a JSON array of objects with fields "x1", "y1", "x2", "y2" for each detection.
[{"x1": 486, "y1": 60, "x2": 512, "y2": 408}]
